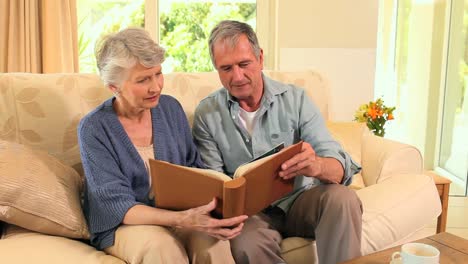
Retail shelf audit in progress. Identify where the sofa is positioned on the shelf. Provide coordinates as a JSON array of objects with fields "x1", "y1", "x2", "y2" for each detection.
[{"x1": 0, "y1": 70, "x2": 442, "y2": 264}]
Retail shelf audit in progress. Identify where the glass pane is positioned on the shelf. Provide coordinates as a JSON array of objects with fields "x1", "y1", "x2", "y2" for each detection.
[
  {"x1": 395, "y1": 0, "x2": 411, "y2": 93},
  {"x1": 77, "y1": 0, "x2": 145, "y2": 73},
  {"x1": 159, "y1": 0, "x2": 256, "y2": 73},
  {"x1": 391, "y1": 0, "x2": 420, "y2": 143},
  {"x1": 439, "y1": 0, "x2": 468, "y2": 196}
]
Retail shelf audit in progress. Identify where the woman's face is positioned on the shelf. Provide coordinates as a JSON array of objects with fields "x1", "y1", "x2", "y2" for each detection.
[{"x1": 115, "y1": 63, "x2": 164, "y2": 111}]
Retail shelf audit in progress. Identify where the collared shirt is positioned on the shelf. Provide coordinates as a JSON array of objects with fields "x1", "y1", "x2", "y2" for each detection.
[{"x1": 192, "y1": 74, "x2": 361, "y2": 212}]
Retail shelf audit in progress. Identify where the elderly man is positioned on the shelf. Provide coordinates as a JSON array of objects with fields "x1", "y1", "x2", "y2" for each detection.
[{"x1": 192, "y1": 20, "x2": 363, "y2": 264}]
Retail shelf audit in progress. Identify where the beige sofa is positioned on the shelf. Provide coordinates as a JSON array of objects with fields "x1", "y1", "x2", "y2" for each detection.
[{"x1": 0, "y1": 70, "x2": 441, "y2": 264}]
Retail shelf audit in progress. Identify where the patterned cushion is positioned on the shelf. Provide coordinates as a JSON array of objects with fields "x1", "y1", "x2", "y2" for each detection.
[{"x1": 0, "y1": 140, "x2": 89, "y2": 239}]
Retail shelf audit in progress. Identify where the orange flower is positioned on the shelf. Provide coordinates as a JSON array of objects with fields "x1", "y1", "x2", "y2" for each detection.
[
  {"x1": 376, "y1": 109, "x2": 384, "y2": 117},
  {"x1": 354, "y1": 98, "x2": 396, "y2": 137},
  {"x1": 367, "y1": 106, "x2": 377, "y2": 120}
]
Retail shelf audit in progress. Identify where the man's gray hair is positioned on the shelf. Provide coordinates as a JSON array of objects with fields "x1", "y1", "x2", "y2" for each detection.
[
  {"x1": 95, "y1": 27, "x2": 165, "y2": 88},
  {"x1": 208, "y1": 20, "x2": 261, "y2": 66}
]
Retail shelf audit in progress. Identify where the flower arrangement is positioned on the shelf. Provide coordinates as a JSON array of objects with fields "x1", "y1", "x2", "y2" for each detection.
[{"x1": 354, "y1": 98, "x2": 395, "y2": 137}]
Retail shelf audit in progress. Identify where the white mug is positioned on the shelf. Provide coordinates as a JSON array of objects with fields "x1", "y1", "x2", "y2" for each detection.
[{"x1": 391, "y1": 243, "x2": 440, "y2": 264}]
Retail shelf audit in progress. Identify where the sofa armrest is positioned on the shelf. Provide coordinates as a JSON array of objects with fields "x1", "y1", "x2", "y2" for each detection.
[
  {"x1": 356, "y1": 173, "x2": 441, "y2": 255},
  {"x1": 361, "y1": 134, "x2": 423, "y2": 186}
]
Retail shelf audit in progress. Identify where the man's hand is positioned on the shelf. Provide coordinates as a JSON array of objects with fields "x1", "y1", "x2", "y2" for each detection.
[
  {"x1": 176, "y1": 198, "x2": 248, "y2": 240},
  {"x1": 278, "y1": 142, "x2": 344, "y2": 184}
]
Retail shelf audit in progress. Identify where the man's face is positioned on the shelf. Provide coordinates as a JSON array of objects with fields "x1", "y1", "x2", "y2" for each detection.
[{"x1": 212, "y1": 34, "x2": 264, "y2": 109}]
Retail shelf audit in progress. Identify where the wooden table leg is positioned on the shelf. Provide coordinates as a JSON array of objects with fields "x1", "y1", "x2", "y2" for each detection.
[
  {"x1": 437, "y1": 182, "x2": 450, "y2": 233},
  {"x1": 425, "y1": 171, "x2": 452, "y2": 233}
]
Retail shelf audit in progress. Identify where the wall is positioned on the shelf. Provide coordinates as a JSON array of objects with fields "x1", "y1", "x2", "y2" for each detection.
[{"x1": 276, "y1": 0, "x2": 379, "y2": 121}]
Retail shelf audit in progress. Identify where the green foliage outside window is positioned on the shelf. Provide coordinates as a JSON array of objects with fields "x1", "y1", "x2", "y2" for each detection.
[
  {"x1": 160, "y1": 3, "x2": 255, "y2": 72},
  {"x1": 78, "y1": 1, "x2": 256, "y2": 73},
  {"x1": 78, "y1": 0, "x2": 145, "y2": 73}
]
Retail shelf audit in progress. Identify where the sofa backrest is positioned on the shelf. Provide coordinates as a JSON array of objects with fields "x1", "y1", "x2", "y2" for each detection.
[
  {"x1": 0, "y1": 73, "x2": 108, "y2": 172},
  {"x1": 164, "y1": 70, "x2": 329, "y2": 124},
  {"x1": 0, "y1": 70, "x2": 329, "y2": 172}
]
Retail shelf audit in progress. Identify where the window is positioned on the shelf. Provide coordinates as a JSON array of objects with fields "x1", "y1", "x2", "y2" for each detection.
[
  {"x1": 437, "y1": 0, "x2": 467, "y2": 195},
  {"x1": 77, "y1": 0, "x2": 145, "y2": 73},
  {"x1": 376, "y1": 0, "x2": 467, "y2": 196},
  {"x1": 78, "y1": 0, "x2": 268, "y2": 73}
]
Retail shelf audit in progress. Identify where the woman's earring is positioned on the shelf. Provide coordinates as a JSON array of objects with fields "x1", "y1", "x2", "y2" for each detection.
[{"x1": 114, "y1": 91, "x2": 120, "y2": 97}]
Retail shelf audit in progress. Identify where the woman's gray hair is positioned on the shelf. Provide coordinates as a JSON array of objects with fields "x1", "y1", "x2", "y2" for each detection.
[
  {"x1": 208, "y1": 20, "x2": 261, "y2": 66},
  {"x1": 95, "y1": 27, "x2": 165, "y2": 88}
]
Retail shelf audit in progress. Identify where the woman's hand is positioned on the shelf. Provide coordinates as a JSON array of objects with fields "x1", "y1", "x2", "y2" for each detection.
[{"x1": 176, "y1": 198, "x2": 248, "y2": 240}]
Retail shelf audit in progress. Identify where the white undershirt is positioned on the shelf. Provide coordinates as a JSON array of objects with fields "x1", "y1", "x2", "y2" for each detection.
[{"x1": 238, "y1": 108, "x2": 259, "y2": 135}]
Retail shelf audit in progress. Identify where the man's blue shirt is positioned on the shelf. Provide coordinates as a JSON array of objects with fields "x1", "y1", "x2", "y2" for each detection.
[{"x1": 192, "y1": 74, "x2": 361, "y2": 212}]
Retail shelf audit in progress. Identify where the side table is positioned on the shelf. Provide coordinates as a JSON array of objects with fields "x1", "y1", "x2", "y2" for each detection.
[{"x1": 425, "y1": 171, "x2": 451, "y2": 233}]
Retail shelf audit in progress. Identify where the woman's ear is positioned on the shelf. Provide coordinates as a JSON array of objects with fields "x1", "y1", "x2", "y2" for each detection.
[{"x1": 109, "y1": 84, "x2": 120, "y2": 97}]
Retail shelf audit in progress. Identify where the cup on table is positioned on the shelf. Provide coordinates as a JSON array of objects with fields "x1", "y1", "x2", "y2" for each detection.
[{"x1": 391, "y1": 243, "x2": 440, "y2": 264}]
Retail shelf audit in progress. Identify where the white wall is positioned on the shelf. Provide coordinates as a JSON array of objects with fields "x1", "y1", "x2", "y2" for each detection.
[{"x1": 276, "y1": 0, "x2": 379, "y2": 121}]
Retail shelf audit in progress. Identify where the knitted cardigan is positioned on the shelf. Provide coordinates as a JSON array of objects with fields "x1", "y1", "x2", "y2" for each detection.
[{"x1": 78, "y1": 95, "x2": 204, "y2": 249}]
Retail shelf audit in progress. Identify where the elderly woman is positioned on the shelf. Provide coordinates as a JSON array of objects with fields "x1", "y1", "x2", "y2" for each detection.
[{"x1": 78, "y1": 28, "x2": 246, "y2": 264}]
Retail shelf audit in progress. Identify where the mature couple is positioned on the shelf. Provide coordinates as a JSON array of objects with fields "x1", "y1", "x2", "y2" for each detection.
[{"x1": 78, "y1": 20, "x2": 362, "y2": 264}]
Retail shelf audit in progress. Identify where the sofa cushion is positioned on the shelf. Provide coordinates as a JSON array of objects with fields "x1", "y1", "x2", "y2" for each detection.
[
  {"x1": 0, "y1": 140, "x2": 89, "y2": 239},
  {"x1": 281, "y1": 237, "x2": 317, "y2": 264},
  {"x1": 1, "y1": 225, "x2": 123, "y2": 264},
  {"x1": 326, "y1": 121, "x2": 368, "y2": 190}
]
